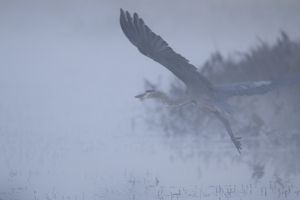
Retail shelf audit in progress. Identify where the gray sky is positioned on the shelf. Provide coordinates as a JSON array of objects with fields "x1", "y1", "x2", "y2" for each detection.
[
  {"x1": 2, "y1": 0, "x2": 300, "y2": 129},
  {"x1": 1, "y1": 1, "x2": 300, "y2": 198}
]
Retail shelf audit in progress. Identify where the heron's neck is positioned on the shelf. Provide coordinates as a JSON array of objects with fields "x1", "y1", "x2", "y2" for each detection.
[{"x1": 156, "y1": 92, "x2": 190, "y2": 108}]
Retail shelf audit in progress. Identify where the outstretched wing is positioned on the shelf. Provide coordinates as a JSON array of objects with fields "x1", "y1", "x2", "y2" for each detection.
[
  {"x1": 120, "y1": 9, "x2": 213, "y2": 93},
  {"x1": 215, "y1": 72, "x2": 300, "y2": 100}
]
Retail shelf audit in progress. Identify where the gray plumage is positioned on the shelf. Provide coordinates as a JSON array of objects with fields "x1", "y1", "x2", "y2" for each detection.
[
  {"x1": 216, "y1": 72, "x2": 300, "y2": 100},
  {"x1": 120, "y1": 9, "x2": 300, "y2": 154},
  {"x1": 135, "y1": 90, "x2": 190, "y2": 108}
]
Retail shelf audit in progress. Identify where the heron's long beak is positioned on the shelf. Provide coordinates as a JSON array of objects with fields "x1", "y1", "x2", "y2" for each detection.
[{"x1": 135, "y1": 93, "x2": 145, "y2": 99}]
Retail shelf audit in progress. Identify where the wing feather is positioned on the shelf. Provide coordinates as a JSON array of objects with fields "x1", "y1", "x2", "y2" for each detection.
[
  {"x1": 120, "y1": 9, "x2": 213, "y2": 93},
  {"x1": 216, "y1": 72, "x2": 300, "y2": 100}
]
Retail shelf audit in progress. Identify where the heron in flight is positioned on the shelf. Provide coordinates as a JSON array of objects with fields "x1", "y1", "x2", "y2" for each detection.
[{"x1": 120, "y1": 9, "x2": 300, "y2": 153}]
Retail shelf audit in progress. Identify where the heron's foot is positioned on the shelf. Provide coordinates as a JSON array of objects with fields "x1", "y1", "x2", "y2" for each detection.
[{"x1": 231, "y1": 137, "x2": 242, "y2": 154}]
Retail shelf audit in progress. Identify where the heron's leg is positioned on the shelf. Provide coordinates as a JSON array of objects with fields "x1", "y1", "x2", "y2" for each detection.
[{"x1": 212, "y1": 110, "x2": 242, "y2": 154}]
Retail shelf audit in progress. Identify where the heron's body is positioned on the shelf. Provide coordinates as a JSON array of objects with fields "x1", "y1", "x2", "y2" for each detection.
[{"x1": 120, "y1": 9, "x2": 300, "y2": 153}]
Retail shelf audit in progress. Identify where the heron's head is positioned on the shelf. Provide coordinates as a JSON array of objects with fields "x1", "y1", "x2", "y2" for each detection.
[{"x1": 135, "y1": 90, "x2": 159, "y2": 99}]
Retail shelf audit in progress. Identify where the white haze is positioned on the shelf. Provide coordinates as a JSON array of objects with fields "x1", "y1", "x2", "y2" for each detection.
[{"x1": 1, "y1": 0, "x2": 300, "y2": 199}]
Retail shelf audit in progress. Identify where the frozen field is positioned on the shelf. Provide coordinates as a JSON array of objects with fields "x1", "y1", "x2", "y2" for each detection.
[
  {"x1": 1, "y1": 130, "x2": 300, "y2": 199},
  {"x1": 1, "y1": 1, "x2": 300, "y2": 199}
]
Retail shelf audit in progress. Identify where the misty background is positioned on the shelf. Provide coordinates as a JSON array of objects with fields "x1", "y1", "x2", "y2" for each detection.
[{"x1": 1, "y1": 1, "x2": 300, "y2": 199}]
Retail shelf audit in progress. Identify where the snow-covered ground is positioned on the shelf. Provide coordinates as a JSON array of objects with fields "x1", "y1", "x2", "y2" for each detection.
[{"x1": 1, "y1": 1, "x2": 300, "y2": 199}]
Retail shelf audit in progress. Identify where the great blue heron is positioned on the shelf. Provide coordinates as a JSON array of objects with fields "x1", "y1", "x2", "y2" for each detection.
[{"x1": 120, "y1": 9, "x2": 300, "y2": 153}]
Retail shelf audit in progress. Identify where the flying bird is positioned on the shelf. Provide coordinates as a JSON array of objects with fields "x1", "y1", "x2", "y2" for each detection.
[{"x1": 119, "y1": 9, "x2": 300, "y2": 153}]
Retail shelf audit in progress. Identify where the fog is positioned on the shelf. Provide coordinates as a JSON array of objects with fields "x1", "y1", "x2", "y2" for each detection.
[{"x1": 1, "y1": 1, "x2": 300, "y2": 199}]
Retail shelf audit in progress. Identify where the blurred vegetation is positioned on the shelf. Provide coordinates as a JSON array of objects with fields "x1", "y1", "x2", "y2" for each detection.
[{"x1": 141, "y1": 31, "x2": 300, "y2": 179}]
